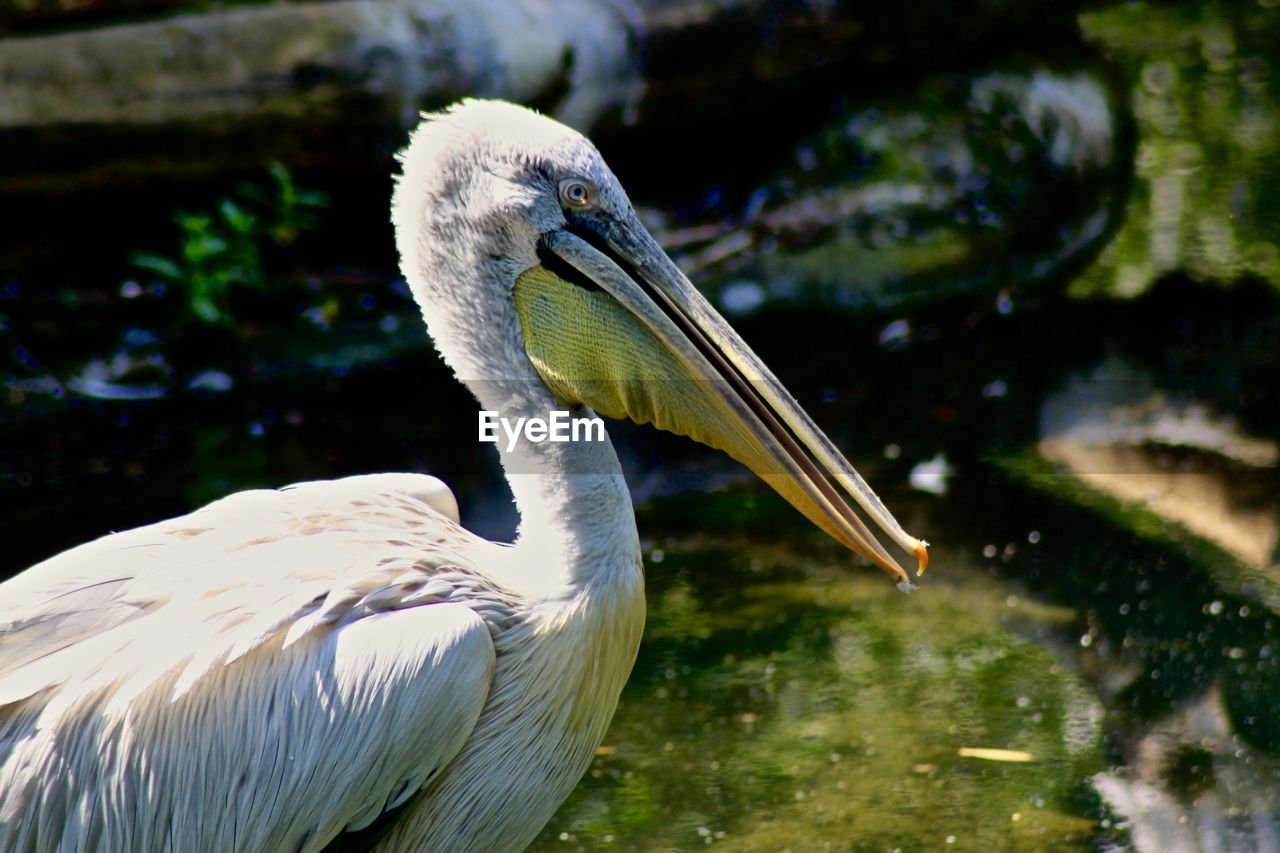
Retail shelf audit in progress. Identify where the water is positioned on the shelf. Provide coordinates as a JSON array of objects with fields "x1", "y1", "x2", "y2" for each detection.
[
  {"x1": 2, "y1": 0, "x2": 1279, "y2": 849},
  {"x1": 535, "y1": 508, "x2": 1109, "y2": 850}
]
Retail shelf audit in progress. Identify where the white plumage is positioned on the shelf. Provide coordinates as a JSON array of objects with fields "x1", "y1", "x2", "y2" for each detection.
[{"x1": 1, "y1": 470, "x2": 642, "y2": 850}]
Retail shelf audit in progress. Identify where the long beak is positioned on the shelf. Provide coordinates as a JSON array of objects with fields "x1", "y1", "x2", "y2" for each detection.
[{"x1": 527, "y1": 218, "x2": 928, "y2": 583}]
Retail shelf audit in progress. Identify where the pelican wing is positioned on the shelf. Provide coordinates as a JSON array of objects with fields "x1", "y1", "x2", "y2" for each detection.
[{"x1": 0, "y1": 474, "x2": 502, "y2": 851}]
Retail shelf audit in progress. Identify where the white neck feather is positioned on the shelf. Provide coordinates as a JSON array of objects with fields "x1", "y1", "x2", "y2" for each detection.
[
  {"x1": 392, "y1": 103, "x2": 641, "y2": 600},
  {"x1": 471, "y1": 376, "x2": 641, "y2": 599},
  {"x1": 396, "y1": 210, "x2": 640, "y2": 600}
]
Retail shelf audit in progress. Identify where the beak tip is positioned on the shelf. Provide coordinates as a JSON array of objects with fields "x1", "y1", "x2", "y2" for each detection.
[{"x1": 914, "y1": 540, "x2": 930, "y2": 576}]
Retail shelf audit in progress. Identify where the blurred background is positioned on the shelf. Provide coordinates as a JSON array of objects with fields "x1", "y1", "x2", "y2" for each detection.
[{"x1": 1, "y1": 0, "x2": 1278, "y2": 848}]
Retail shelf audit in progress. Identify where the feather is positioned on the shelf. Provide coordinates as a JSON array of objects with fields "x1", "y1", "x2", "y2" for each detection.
[{"x1": 0, "y1": 475, "x2": 503, "y2": 850}]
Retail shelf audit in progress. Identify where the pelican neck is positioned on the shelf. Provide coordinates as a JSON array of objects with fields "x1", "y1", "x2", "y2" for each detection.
[{"x1": 472, "y1": 378, "x2": 641, "y2": 596}]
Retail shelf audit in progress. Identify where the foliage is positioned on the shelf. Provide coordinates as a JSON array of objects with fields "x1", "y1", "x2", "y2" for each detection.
[
  {"x1": 236, "y1": 161, "x2": 331, "y2": 247},
  {"x1": 130, "y1": 162, "x2": 329, "y2": 325}
]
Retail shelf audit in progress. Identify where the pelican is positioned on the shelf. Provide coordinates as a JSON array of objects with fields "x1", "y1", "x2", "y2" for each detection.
[{"x1": 0, "y1": 100, "x2": 927, "y2": 851}]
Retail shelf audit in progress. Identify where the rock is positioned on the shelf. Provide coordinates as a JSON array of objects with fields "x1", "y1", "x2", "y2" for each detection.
[
  {"x1": 0, "y1": 0, "x2": 1102, "y2": 194},
  {"x1": 664, "y1": 65, "x2": 1130, "y2": 313},
  {"x1": 0, "y1": 0, "x2": 641, "y2": 191}
]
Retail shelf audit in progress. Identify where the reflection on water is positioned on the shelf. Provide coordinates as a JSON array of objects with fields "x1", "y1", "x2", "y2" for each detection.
[
  {"x1": 1, "y1": 0, "x2": 1279, "y2": 850},
  {"x1": 1076, "y1": 1, "x2": 1280, "y2": 297},
  {"x1": 1039, "y1": 355, "x2": 1278, "y2": 568},
  {"x1": 1094, "y1": 687, "x2": 1280, "y2": 853},
  {"x1": 536, "y1": 520, "x2": 1106, "y2": 850}
]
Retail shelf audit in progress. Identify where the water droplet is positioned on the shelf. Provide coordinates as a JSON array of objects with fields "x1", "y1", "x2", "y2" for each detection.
[
  {"x1": 719, "y1": 281, "x2": 765, "y2": 316},
  {"x1": 909, "y1": 454, "x2": 953, "y2": 495},
  {"x1": 878, "y1": 319, "x2": 911, "y2": 349},
  {"x1": 187, "y1": 370, "x2": 234, "y2": 394}
]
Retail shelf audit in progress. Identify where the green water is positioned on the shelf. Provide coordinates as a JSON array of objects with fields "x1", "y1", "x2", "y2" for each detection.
[
  {"x1": 1, "y1": 0, "x2": 1279, "y2": 849},
  {"x1": 535, "y1": 512, "x2": 1107, "y2": 850}
]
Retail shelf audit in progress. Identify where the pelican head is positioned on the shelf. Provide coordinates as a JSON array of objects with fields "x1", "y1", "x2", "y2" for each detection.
[{"x1": 393, "y1": 100, "x2": 927, "y2": 582}]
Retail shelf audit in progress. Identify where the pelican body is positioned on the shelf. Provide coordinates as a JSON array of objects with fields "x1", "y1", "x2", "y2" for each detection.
[{"x1": 0, "y1": 101, "x2": 926, "y2": 851}]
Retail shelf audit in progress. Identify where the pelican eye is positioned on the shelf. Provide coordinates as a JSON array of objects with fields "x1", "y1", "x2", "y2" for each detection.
[{"x1": 559, "y1": 179, "x2": 592, "y2": 208}]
